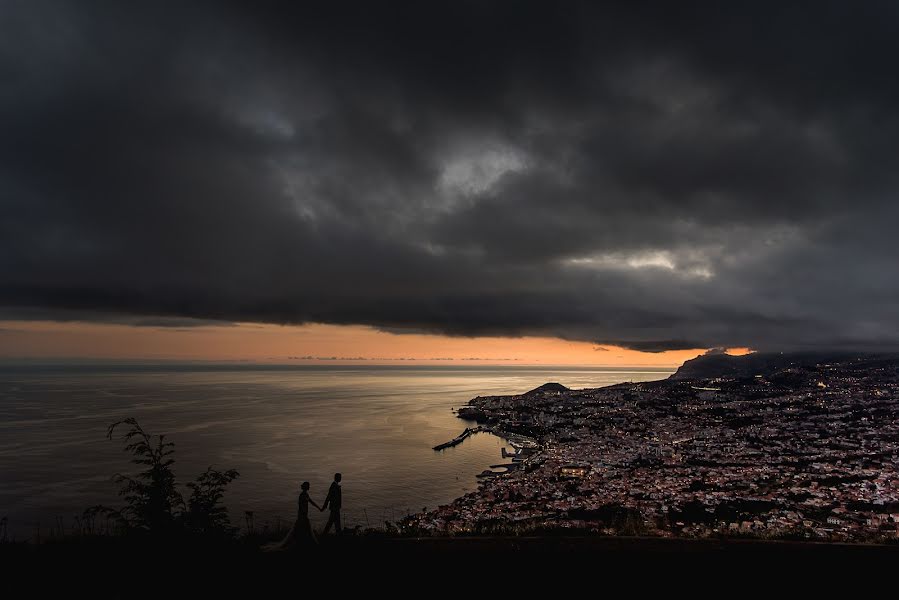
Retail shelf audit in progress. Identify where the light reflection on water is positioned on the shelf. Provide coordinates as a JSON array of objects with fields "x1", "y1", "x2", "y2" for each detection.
[{"x1": 0, "y1": 365, "x2": 672, "y2": 536}]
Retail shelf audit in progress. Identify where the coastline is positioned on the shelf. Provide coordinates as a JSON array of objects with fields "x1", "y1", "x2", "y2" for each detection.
[
  {"x1": 5, "y1": 358, "x2": 899, "y2": 551},
  {"x1": 7, "y1": 365, "x2": 668, "y2": 539}
]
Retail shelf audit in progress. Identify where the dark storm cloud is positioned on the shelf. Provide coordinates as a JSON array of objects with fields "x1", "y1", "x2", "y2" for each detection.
[{"x1": 2, "y1": 0, "x2": 899, "y2": 351}]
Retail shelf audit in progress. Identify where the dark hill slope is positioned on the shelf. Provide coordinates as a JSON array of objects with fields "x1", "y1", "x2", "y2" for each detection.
[{"x1": 670, "y1": 352, "x2": 874, "y2": 380}]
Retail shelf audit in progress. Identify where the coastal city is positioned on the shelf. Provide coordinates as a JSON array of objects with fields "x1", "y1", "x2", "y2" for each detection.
[{"x1": 403, "y1": 356, "x2": 899, "y2": 541}]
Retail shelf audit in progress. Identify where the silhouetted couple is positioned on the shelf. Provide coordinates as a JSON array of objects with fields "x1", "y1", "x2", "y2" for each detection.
[
  {"x1": 282, "y1": 473, "x2": 343, "y2": 546},
  {"x1": 265, "y1": 473, "x2": 343, "y2": 551}
]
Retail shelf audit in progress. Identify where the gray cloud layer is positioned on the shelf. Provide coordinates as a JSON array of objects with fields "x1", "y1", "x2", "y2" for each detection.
[{"x1": 2, "y1": 1, "x2": 899, "y2": 351}]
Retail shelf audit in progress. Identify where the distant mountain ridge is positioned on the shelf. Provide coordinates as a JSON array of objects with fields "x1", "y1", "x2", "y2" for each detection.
[{"x1": 670, "y1": 351, "x2": 878, "y2": 380}]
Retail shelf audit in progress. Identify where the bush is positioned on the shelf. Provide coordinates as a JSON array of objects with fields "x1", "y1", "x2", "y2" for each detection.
[{"x1": 185, "y1": 467, "x2": 240, "y2": 536}]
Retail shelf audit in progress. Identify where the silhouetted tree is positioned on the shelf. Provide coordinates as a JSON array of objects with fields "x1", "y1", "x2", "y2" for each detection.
[
  {"x1": 107, "y1": 418, "x2": 183, "y2": 533},
  {"x1": 104, "y1": 418, "x2": 239, "y2": 538}
]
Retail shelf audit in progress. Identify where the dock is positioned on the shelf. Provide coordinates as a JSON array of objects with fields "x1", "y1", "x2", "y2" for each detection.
[{"x1": 433, "y1": 426, "x2": 483, "y2": 451}]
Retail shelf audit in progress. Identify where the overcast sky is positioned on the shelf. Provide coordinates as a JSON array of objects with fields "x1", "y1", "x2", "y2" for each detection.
[{"x1": 2, "y1": 1, "x2": 898, "y2": 353}]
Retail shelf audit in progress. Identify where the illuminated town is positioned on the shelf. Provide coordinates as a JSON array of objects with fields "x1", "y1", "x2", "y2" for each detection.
[{"x1": 404, "y1": 357, "x2": 899, "y2": 541}]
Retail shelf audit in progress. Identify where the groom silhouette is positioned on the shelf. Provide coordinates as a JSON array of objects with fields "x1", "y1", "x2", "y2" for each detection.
[{"x1": 321, "y1": 472, "x2": 342, "y2": 535}]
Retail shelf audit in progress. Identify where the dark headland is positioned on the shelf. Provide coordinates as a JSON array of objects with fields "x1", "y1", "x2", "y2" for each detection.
[{"x1": 670, "y1": 351, "x2": 895, "y2": 380}]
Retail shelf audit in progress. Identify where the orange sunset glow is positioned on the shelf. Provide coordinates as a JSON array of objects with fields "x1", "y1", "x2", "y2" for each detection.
[{"x1": 0, "y1": 320, "x2": 751, "y2": 366}]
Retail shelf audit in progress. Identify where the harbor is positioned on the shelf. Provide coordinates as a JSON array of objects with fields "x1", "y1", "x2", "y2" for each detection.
[
  {"x1": 432, "y1": 427, "x2": 531, "y2": 479},
  {"x1": 434, "y1": 425, "x2": 543, "y2": 483}
]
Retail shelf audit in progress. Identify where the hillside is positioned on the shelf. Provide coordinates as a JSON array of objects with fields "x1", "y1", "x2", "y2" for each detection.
[{"x1": 669, "y1": 351, "x2": 871, "y2": 380}]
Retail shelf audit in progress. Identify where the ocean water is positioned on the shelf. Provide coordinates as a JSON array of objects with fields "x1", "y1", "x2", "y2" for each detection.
[{"x1": 0, "y1": 364, "x2": 672, "y2": 538}]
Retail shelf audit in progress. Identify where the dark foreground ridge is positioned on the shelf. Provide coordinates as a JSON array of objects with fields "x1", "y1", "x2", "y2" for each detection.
[{"x1": 3, "y1": 532, "x2": 896, "y2": 561}]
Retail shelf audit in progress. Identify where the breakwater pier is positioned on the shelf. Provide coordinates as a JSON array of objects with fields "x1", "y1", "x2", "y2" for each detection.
[{"x1": 432, "y1": 426, "x2": 486, "y2": 451}]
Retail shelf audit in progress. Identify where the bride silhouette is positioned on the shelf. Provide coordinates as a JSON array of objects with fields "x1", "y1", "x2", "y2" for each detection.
[{"x1": 265, "y1": 481, "x2": 321, "y2": 550}]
